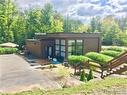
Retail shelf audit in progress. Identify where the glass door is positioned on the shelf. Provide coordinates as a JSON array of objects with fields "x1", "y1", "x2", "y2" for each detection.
[{"x1": 47, "y1": 46, "x2": 53, "y2": 58}]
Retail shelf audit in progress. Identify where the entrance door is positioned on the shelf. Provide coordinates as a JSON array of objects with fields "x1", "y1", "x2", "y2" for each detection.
[{"x1": 47, "y1": 46, "x2": 53, "y2": 58}]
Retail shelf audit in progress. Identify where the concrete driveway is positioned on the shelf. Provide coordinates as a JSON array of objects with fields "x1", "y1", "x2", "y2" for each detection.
[{"x1": 0, "y1": 54, "x2": 61, "y2": 93}]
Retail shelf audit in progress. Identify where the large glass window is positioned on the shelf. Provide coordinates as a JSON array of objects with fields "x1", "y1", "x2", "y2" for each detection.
[
  {"x1": 68, "y1": 40, "x2": 83, "y2": 56},
  {"x1": 61, "y1": 46, "x2": 65, "y2": 51},
  {"x1": 55, "y1": 39, "x2": 66, "y2": 58},
  {"x1": 55, "y1": 45, "x2": 59, "y2": 51},
  {"x1": 61, "y1": 40, "x2": 65, "y2": 45},
  {"x1": 56, "y1": 39, "x2": 59, "y2": 44}
]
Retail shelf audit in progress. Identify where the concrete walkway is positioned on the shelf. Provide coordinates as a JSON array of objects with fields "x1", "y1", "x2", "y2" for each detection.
[{"x1": 0, "y1": 54, "x2": 61, "y2": 93}]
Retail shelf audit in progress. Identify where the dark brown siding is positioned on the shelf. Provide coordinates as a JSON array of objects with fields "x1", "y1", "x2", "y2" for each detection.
[
  {"x1": 84, "y1": 37, "x2": 100, "y2": 54},
  {"x1": 26, "y1": 40, "x2": 42, "y2": 58},
  {"x1": 26, "y1": 33, "x2": 101, "y2": 60}
]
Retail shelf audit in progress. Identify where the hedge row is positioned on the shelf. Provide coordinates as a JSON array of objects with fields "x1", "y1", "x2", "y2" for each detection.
[
  {"x1": 101, "y1": 50, "x2": 121, "y2": 57},
  {"x1": 107, "y1": 46, "x2": 124, "y2": 52},
  {"x1": 0, "y1": 47, "x2": 18, "y2": 54},
  {"x1": 86, "y1": 52, "x2": 113, "y2": 64},
  {"x1": 68, "y1": 55, "x2": 92, "y2": 65}
]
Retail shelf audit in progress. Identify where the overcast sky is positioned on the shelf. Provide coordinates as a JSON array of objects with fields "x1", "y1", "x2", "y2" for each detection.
[{"x1": 16, "y1": 0, "x2": 127, "y2": 22}]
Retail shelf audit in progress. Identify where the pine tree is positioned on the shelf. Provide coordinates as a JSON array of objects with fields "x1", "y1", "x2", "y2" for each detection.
[
  {"x1": 87, "y1": 68, "x2": 94, "y2": 81},
  {"x1": 80, "y1": 70, "x2": 87, "y2": 82}
]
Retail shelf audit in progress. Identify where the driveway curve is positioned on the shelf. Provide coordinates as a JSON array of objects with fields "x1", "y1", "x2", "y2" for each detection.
[{"x1": 0, "y1": 54, "x2": 61, "y2": 93}]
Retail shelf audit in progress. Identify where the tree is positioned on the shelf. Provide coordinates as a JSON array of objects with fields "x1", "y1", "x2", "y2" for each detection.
[
  {"x1": 115, "y1": 31, "x2": 127, "y2": 46},
  {"x1": 52, "y1": 19, "x2": 63, "y2": 32},
  {"x1": 77, "y1": 24, "x2": 89, "y2": 32},
  {"x1": 89, "y1": 16, "x2": 102, "y2": 33},
  {"x1": 63, "y1": 17, "x2": 83, "y2": 32},
  {"x1": 41, "y1": 3, "x2": 54, "y2": 32},
  {"x1": 25, "y1": 8, "x2": 43, "y2": 38},
  {"x1": 116, "y1": 16, "x2": 127, "y2": 32},
  {"x1": 11, "y1": 14, "x2": 26, "y2": 48},
  {"x1": 87, "y1": 68, "x2": 93, "y2": 81},
  {"x1": 80, "y1": 70, "x2": 87, "y2": 82},
  {"x1": 0, "y1": 0, "x2": 17, "y2": 43},
  {"x1": 90, "y1": 17, "x2": 96, "y2": 32},
  {"x1": 101, "y1": 16, "x2": 120, "y2": 45}
]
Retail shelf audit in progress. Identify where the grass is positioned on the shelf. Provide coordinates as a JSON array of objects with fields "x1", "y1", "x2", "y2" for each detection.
[
  {"x1": 2, "y1": 77, "x2": 127, "y2": 95},
  {"x1": 55, "y1": 65, "x2": 70, "y2": 77}
]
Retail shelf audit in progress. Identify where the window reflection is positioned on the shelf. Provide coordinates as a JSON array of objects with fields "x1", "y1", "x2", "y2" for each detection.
[
  {"x1": 68, "y1": 40, "x2": 83, "y2": 56},
  {"x1": 55, "y1": 39, "x2": 66, "y2": 58},
  {"x1": 61, "y1": 40, "x2": 65, "y2": 45}
]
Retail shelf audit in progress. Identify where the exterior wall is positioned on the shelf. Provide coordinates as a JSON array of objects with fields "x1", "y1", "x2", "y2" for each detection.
[
  {"x1": 84, "y1": 37, "x2": 100, "y2": 54},
  {"x1": 26, "y1": 33, "x2": 101, "y2": 60},
  {"x1": 41, "y1": 39, "x2": 55, "y2": 59},
  {"x1": 26, "y1": 40, "x2": 42, "y2": 58}
]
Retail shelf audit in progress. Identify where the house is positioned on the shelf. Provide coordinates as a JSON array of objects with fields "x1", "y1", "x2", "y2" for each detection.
[{"x1": 26, "y1": 32, "x2": 101, "y2": 60}]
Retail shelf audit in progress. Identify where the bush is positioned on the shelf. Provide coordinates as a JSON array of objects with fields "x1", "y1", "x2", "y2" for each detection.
[
  {"x1": 101, "y1": 50, "x2": 121, "y2": 57},
  {"x1": 80, "y1": 70, "x2": 87, "y2": 82},
  {"x1": 87, "y1": 68, "x2": 94, "y2": 81},
  {"x1": 68, "y1": 55, "x2": 92, "y2": 74},
  {"x1": 86, "y1": 52, "x2": 113, "y2": 64},
  {"x1": 0, "y1": 47, "x2": 18, "y2": 54},
  {"x1": 68, "y1": 55, "x2": 92, "y2": 65},
  {"x1": 107, "y1": 46, "x2": 124, "y2": 52}
]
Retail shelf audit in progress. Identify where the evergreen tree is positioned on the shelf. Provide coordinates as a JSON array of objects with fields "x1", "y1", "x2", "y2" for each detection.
[
  {"x1": 63, "y1": 17, "x2": 83, "y2": 32},
  {"x1": 80, "y1": 70, "x2": 87, "y2": 82},
  {"x1": 87, "y1": 68, "x2": 94, "y2": 81},
  {"x1": 0, "y1": 0, "x2": 17, "y2": 43}
]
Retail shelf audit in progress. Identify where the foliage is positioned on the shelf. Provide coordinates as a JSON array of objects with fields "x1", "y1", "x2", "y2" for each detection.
[
  {"x1": 0, "y1": 47, "x2": 18, "y2": 54},
  {"x1": 63, "y1": 17, "x2": 83, "y2": 32},
  {"x1": 77, "y1": 24, "x2": 88, "y2": 32},
  {"x1": 11, "y1": 15, "x2": 26, "y2": 48},
  {"x1": 107, "y1": 46, "x2": 124, "y2": 52},
  {"x1": 89, "y1": 16, "x2": 127, "y2": 46},
  {"x1": 68, "y1": 55, "x2": 92, "y2": 65},
  {"x1": 0, "y1": 0, "x2": 17, "y2": 43},
  {"x1": 87, "y1": 68, "x2": 94, "y2": 81},
  {"x1": 0, "y1": 2, "x2": 63, "y2": 48},
  {"x1": 114, "y1": 31, "x2": 127, "y2": 46},
  {"x1": 68, "y1": 55, "x2": 92, "y2": 74},
  {"x1": 89, "y1": 16, "x2": 102, "y2": 33},
  {"x1": 0, "y1": 0, "x2": 127, "y2": 48},
  {"x1": 80, "y1": 70, "x2": 87, "y2": 82},
  {"x1": 116, "y1": 16, "x2": 127, "y2": 32},
  {"x1": 101, "y1": 50, "x2": 121, "y2": 57},
  {"x1": 85, "y1": 52, "x2": 113, "y2": 64},
  {"x1": 101, "y1": 16, "x2": 120, "y2": 45}
]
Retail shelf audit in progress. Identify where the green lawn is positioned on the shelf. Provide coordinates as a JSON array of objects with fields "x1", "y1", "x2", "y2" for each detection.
[{"x1": 2, "y1": 77, "x2": 127, "y2": 95}]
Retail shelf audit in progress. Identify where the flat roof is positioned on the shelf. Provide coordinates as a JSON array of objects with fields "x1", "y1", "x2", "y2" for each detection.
[
  {"x1": 35, "y1": 32, "x2": 101, "y2": 39},
  {"x1": 26, "y1": 39, "x2": 40, "y2": 42}
]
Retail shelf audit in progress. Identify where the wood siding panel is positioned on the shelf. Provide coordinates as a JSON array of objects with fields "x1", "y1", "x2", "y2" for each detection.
[
  {"x1": 84, "y1": 37, "x2": 99, "y2": 54},
  {"x1": 26, "y1": 41, "x2": 42, "y2": 58}
]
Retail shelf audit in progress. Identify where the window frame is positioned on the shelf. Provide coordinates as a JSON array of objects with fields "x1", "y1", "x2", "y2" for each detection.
[
  {"x1": 68, "y1": 39, "x2": 83, "y2": 56},
  {"x1": 55, "y1": 39, "x2": 66, "y2": 57}
]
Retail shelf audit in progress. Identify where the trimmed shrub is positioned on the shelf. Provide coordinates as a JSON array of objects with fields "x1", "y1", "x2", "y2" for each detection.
[
  {"x1": 68, "y1": 55, "x2": 92, "y2": 74},
  {"x1": 0, "y1": 47, "x2": 18, "y2": 54},
  {"x1": 68, "y1": 55, "x2": 92, "y2": 65},
  {"x1": 86, "y1": 52, "x2": 113, "y2": 64},
  {"x1": 87, "y1": 68, "x2": 94, "y2": 81},
  {"x1": 107, "y1": 46, "x2": 124, "y2": 52},
  {"x1": 80, "y1": 70, "x2": 87, "y2": 82},
  {"x1": 101, "y1": 50, "x2": 121, "y2": 57}
]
